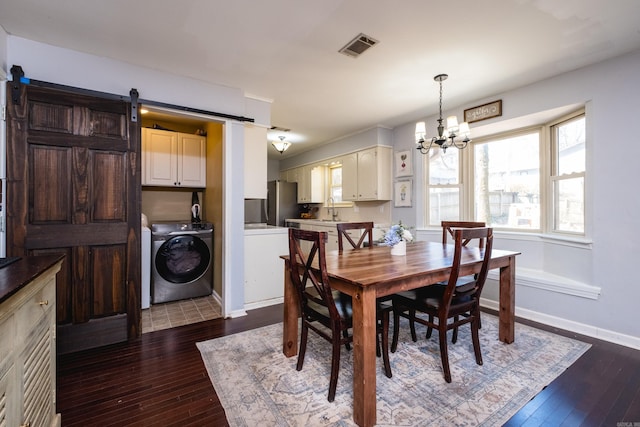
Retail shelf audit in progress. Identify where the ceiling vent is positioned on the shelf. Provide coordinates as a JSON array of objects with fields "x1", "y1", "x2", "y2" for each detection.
[
  {"x1": 339, "y1": 33, "x2": 379, "y2": 58},
  {"x1": 270, "y1": 126, "x2": 291, "y2": 132}
]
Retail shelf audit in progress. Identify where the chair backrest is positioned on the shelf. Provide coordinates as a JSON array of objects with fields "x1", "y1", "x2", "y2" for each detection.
[
  {"x1": 336, "y1": 222, "x2": 374, "y2": 251},
  {"x1": 441, "y1": 221, "x2": 486, "y2": 248},
  {"x1": 288, "y1": 228, "x2": 341, "y2": 321},
  {"x1": 441, "y1": 227, "x2": 493, "y2": 307}
]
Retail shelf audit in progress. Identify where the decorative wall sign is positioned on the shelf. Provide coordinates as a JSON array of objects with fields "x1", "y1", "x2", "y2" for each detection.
[
  {"x1": 394, "y1": 180, "x2": 412, "y2": 207},
  {"x1": 395, "y1": 150, "x2": 413, "y2": 177},
  {"x1": 464, "y1": 100, "x2": 502, "y2": 123}
]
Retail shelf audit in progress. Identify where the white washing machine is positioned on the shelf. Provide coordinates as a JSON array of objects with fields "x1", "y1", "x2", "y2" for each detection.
[
  {"x1": 141, "y1": 226, "x2": 151, "y2": 309},
  {"x1": 151, "y1": 222, "x2": 213, "y2": 304}
]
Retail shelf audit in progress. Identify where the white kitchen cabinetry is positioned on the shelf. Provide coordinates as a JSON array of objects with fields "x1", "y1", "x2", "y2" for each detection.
[
  {"x1": 142, "y1": 128, "x2": 207, "y2": 188},
  {"x1": 297, "y1": 165, "x2": 325, "y2": 203},
  {"x1": 0, "y1": 258, "x2": 63, "y2": 427},
  {"x1": 292, "y1": 220, "x2": 361, "y2": 252},
  {"x1": 244, "y1": 125, "x2": 268, "y2": 198},
  {"x1": 342, "y1": 146, "x2": 392, "y2": 201},
  {"x1": 244, "y1": 227, "x2": 289, "y2": 308}
]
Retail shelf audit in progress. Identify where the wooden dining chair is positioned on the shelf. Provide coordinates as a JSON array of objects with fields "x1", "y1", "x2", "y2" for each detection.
[
  {"x1": 402, "y1": 220, "x2": 488, "y2": 342},
  {"x1": 336, "y1": 221, "x2": 395, "y2": 360},
  {"x1": 336, "y1": 221, "x2": 374, "y2": 251},
  {"x1": 442, "y1": 221, "x2": 486, "y2": 248},
  {"x1": 391, "y1": 227, "x2": 493, "y2": 383},
  {"x1": 288, "y1": 228, "x2": 391, "y2": 402}
]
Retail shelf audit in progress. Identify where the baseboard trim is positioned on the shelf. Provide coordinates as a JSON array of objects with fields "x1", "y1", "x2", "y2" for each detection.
[
  {"x1": 244, "y1": 297, "x2": 284, "y2": 311},
  {"x1": 480, "y1": 298, "x2": 640, "y2": 350}
]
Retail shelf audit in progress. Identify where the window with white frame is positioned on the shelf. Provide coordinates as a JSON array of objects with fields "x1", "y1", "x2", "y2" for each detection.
[
  {"x1": 329, "y1": 164, "x2": 343, "y2": 202},
  {"x1": 423, "y1": 109, "x2": 586, "y2": 236},
  {"x1": 427, "y1": 147, "x2": 461, "y2": 225},
  {"x1": 474, "y1": 131, "x2": 541, "y2": 230},
  {"x1": 551, "y1": 113, "x2": 585, "y2": 234}
]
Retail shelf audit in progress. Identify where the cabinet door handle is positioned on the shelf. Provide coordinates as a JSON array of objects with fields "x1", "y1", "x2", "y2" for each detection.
[{"x1": 39, "y1": 300, "x2": 48, "y2": 306}]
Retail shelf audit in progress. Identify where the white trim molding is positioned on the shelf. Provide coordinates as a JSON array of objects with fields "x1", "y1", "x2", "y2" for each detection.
[
  {"x1": 488, "y1": 267, "x2": 601, "y2": 300},
  {"x1": 481, "y1": 298, "x2": 640, "y2": 350}
]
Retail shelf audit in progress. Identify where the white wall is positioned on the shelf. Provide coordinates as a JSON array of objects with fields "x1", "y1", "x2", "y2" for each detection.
[
  {"x1": 394, "y1": 50, "x2": 640, "y2": 347},
  {"x1": 3, "y1": 36, "x2": 269, "y2": 317}
]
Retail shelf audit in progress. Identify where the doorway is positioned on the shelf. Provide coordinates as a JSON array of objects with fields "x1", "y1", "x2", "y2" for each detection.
[{"x1": 140, "y1": 105, "x2": 227, "y2": 326}]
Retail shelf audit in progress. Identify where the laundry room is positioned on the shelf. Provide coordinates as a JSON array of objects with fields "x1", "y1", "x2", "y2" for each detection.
[{"x1": 140, "y1": 108, "x2": 224, "y2": 332}]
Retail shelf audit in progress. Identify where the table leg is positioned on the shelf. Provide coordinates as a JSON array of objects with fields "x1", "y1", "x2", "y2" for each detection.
[
  {"x1": 351, "y1": 286, "x2": 377, "y2": 427},
  {"x1": 282, "y1": 259, "x2": 299, "y2": 357},
  {"x1": 498, "y1": 255, "x2": 516, "y2": 343}
]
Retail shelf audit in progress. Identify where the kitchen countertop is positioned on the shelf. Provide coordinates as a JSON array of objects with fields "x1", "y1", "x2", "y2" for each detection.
[
  {"x1": 0, "y1": 255, "x2": 65, "y2": 304},
  {"x1": 244, "y1": 224, "x2": 289, "y2": 235}
]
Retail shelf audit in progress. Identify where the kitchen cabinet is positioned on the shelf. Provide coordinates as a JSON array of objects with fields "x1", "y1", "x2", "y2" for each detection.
[
  {"x1": 342, "y1": 146, "x2": 392, "y2": 201},
  {"x1": 297, "y1": 164, "x2": 325, "y2": 203},
  {"x1": 0, "y1": 257, "x2": 63, "y2": 427},
  {"x1": 142, "y1": 128, "x2": 207, "y2": 188},
  {"x1": 290, "y1": 220, "x2": 361, "y2": 252},
  {"x1": 244, "y1": 124, "x2": 268, "y2": 198},
  {"x1": 244, "y1": 226, "x2": 289, "y2": 307}
]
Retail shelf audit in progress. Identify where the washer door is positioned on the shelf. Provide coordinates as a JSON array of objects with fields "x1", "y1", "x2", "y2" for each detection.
[{"x1": 155, "y1": 235, "x2": 211, "y2": 284}]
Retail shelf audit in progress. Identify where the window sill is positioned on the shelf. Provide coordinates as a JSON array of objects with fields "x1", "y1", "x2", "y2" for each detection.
[{"x1": 487, "y1": 267, "x2": 601, "y2": 300}]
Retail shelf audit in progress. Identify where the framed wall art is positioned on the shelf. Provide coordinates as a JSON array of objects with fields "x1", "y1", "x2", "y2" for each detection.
[
  {"x1": 394, "y1": 180, "x2": 412, "y2": 207},
  {"x1": 395, "y1": 150, "x2": 413, "y2": 177},
  {"x1": 464, "y1": 100, "x2": 502, "y2": 123}
]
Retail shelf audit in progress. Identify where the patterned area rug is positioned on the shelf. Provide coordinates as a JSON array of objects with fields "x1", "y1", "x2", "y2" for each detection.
[{"x1": 197, "y1": 314, "x2": 590, "y2": 426}]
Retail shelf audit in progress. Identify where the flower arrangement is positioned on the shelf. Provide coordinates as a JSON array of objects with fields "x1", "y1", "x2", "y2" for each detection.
[{"x1": 381, "y1": 221, "x2": 413, "y2": 247}]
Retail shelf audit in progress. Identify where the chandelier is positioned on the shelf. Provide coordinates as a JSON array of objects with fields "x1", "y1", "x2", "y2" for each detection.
[
  {"x1": 271, "y1": 135, "x2": 291, "y2": 154},
  {"x1": 415, "y1": 74, "x2": 471, "y2": 154}
]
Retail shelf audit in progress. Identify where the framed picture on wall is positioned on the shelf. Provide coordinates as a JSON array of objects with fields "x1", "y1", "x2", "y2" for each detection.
[
  {"x1": 395, "y1": 150, "x2": 413, "y2": 177},
  {"x1": 394, "y1": 180, "x2": 412, "y2": 207}
]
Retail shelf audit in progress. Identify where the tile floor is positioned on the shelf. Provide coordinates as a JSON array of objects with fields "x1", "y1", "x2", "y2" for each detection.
[{"x1": 142, "y1": 295, "x2": 222, "y2": 333}]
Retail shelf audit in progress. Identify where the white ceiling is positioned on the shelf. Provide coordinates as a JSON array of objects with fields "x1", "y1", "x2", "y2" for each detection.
[{"x1": 2, "y1": 0, "x2": 640, "y2": 159}]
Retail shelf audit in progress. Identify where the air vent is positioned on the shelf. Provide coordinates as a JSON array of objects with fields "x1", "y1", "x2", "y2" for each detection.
[
  {"x1": 270, "y1": 126, "x2": 291, "y2": 132},
  {"x1": 339, "y1": 33, "x2": 379, "y2": 58}
]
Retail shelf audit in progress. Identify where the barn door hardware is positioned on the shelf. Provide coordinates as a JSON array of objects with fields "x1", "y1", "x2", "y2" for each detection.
[
  {"x1": 10, "y1": 65, "x2": 26, "y2": 105},
  {"x1": 130, "y1": 88, "x2": 139, "y2": 122}
]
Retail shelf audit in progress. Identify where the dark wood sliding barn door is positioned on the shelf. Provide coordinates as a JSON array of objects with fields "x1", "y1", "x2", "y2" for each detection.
[{"x1": 6, "y1": 82, "x2": 141, "y2": 354}]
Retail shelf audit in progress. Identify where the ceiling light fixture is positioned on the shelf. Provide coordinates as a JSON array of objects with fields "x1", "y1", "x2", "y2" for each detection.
[
  {"x1": 415, "y1": 74, "x2": 471, "y2": 154},
  {"x1": 271, "y1": 135, "x2": 291, "y2": 154}
]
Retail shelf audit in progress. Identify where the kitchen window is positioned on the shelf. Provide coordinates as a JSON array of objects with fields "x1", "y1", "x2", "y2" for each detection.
[{"x1": 329, "y1": 164, "x2": 343, "y2": 202}]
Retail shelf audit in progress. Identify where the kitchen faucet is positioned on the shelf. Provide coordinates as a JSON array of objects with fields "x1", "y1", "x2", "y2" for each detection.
[{"x1": 327, "y1": 197, "x2": 338, "y2": 221}]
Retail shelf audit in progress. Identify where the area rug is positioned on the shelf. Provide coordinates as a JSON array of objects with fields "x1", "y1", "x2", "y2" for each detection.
[{"x1": 197, "y1": 314, "x2": 590, "y2": 426}]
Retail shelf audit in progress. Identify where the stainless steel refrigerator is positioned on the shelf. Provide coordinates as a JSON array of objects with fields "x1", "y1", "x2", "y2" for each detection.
[{"x1": 267, "y1": 180, "x2": 298, "y2": 226}]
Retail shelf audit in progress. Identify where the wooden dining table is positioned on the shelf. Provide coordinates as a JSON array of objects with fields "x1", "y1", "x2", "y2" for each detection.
[{"x1": 281, "y1": 240, "x2": 520, "y2": 427}]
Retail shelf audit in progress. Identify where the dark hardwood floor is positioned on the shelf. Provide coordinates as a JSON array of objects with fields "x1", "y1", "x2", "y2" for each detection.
[{"x1": 57, "y1": 305, "x2": 640, "y2": 426}]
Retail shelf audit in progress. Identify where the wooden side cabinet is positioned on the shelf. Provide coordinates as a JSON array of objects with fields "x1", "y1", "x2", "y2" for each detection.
[{"x1": 0, "y1": 258, "x2": 63, "y2": 427}]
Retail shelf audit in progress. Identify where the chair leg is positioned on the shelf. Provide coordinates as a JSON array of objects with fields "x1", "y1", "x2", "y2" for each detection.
[
  {"x1": 328, "y1": 331, "x2": 342, "y2": 402},
  {"x1": 391, "y1": 303, "x2": 401, "y2": 353},
  {"x1": 376, "y1": 332, "x2": 381, "y2": 357},
  {"x1": 409, "y1": 308, "x2": 417, "y2": 342},
  {"x1": 471, "y1": 311, "x2": 483, "y2": 366},
  {"x1": 438, "y1": 323, "x2": 452, "y2": 383},
  {"x1": 296, "y1": 322, "x2": 309, "y2": 371},
  {"x1": 452, "y1": 315, "x2": 459, "y2": 343},
  {"x1": 343, "y1": 329, "x2": 351, "y2": 351},
  {"x1": 381, "y1": 309, "x2": 392, "y2": 378},
  {"x1": 426, "y1": 314, "x2": 434, "y2": 339}
]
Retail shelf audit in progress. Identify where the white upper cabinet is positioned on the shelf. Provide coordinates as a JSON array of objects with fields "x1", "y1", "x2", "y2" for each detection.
[
  {"x1": 244, "y1": 125, "x2": 268, "y2": 198},
  {"x1": 297, "y1": 165, "x2": 325, "y2": 203},
  {"x1": 342, "y1": 146, "x2": 392, "y2": 201},
  {"x1": 142, "y1": 128, "x2": 206, "y2": 188}
]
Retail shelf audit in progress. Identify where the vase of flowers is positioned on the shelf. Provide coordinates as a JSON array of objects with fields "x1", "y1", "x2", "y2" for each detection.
[{"x1": 382, "y1": 222, "x2": 413, "y2": 256}]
